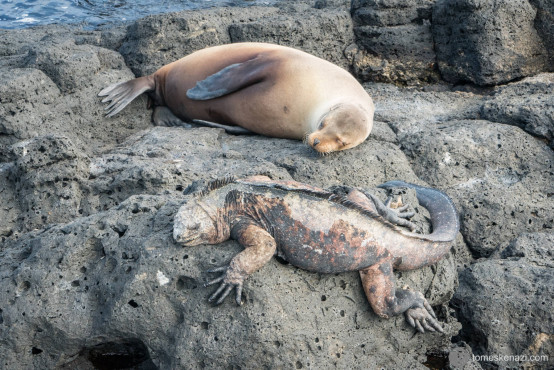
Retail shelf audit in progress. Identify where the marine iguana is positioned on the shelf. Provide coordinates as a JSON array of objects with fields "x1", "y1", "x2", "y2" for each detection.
[{"x1": 173, "y1": 175, "x2": 459, "y2": 333}]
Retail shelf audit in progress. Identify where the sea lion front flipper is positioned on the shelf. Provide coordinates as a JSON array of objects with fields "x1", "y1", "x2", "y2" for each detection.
[
  {"x1": 187, "y1": 54, "x2": 276, "y2": 100},
  {"x1": 192, "y1": 119, "x2": 254, "y2": 135},
  {"x1": 99, "y1": 76, "x2": 154, "y2": 117},
  {"x1": 153, "y1": 107, "x2": 254, "y2": 135}
]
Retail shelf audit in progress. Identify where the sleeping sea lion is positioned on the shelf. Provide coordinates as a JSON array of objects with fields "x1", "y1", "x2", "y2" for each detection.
[{"x1": 99, "y1": 42, "x2": 374, "y2": 153}]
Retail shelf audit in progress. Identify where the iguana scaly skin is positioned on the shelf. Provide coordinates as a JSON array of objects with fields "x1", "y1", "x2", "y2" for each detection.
[{"x1": 173, "y1": 175, "x2": 459, "y2": 333}]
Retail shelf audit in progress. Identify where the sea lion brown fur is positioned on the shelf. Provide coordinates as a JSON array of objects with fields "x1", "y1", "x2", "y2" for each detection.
[{"x1": 99, "y1": 42, "x2": 375, "y2": 153}]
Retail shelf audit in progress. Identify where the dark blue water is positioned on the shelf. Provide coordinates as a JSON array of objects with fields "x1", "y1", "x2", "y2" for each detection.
[{"x1": 0, "y1": 0, "x2": 275, "y2": 30}]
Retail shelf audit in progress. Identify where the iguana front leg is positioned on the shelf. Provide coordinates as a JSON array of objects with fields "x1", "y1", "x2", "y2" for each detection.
[
  {"x1": 205, "y1": 223, "x2": 276, "y2": 305},
  {"x1": 359, "y1": 254, "x2": 443, "y2": 333}
]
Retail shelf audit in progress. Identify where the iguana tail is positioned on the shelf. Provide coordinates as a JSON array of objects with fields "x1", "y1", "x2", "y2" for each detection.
[
  {"x1": 379, "y1": 181, "x2": 459, "y2": 242},
  {"x1": 378, "y1": 181, "x2": 460, "y2": 270},
  {"x1": 98, "y1": 76, "x2": 155, "y2": 117}
]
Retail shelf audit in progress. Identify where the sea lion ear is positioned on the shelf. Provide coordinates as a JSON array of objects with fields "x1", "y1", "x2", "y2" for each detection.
[{"x1": 187, "y1": 54, "x2": 276, "y2": 100}]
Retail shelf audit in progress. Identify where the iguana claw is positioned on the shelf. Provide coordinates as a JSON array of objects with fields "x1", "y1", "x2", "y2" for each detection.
[
  {"x1": 404, "y1": 293, "x2": 443, "y2": 333},
  {"x1": 205, "y1": 266, "x2": 244, "y2": 305},
  {"x1": 364, "y1": 192, "x2": 417, "y2": 231}
]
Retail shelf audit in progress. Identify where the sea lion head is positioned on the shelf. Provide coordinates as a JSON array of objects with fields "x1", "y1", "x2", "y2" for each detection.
[
  {"x1": 173, "y1": 199, "x2": 226, "y2": 246},
  {"x1": 307, "y1": 104, "x2": 372, "y2": 154}
]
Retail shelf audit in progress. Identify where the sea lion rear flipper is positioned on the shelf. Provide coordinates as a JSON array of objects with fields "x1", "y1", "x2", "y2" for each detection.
[
  {"x1": 99, "y1": 76, "x2": 154, "y2": 117},
  {"x1": 187, "y1": 55, "x2": 275, "y2": 100}
]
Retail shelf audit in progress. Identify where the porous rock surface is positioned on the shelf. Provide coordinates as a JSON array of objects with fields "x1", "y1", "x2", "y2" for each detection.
[
  {"x1": 481, "y1": 73, "x2": 554, "y2": 148},
  {"x1": 351, "y1": 0, "x2": 439, "y2": 85},
  {"x1": 433, "y1": 0, "x2": 549, "y2": 86},
  {"x1": 119, "y1": 6, "x2": 354, "y2": 77},
  {"x1": 0, "y1": 1, "x2": 553, "y2": 369},
  {"x1": 453, "y1": 233, "x2": 554, "y2": 369}
]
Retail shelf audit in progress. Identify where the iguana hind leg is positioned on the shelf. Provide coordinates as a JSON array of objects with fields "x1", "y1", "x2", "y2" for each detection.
[
  {"x1": 205, "y1": 223, "x2": 276, "y2": 305},
  {"x1": 362, "y1": 190, "x2": 417, "y2": 231},
  {"x1": 360, "y1": 254, "x2": 443, "y2": 333},
  {"x1": 332, "y1": 187, "x2": 416, "y2": 231}
]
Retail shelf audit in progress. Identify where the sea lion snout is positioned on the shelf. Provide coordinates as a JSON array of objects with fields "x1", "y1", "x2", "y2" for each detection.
[
  {"x1": 307, "y1": 104, "x2": 372, "y2": 153},
  {"x1": 307, "y1": 132, "x2": 342, "y2": 154}
]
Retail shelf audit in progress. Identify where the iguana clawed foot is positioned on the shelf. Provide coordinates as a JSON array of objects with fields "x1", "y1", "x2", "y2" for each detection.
[
  {"x1": 383, "y1": 196, "x2": 417, "y2": 231},
  {"x1": 405, "y1": 292, "x2": 444, "y2": 333},
  {"x1": 363, "y1": 191, "x2": 417, "y2": 231},
  {"x1": 205, "y1": 265, "x2": 244, "y2": 306}
]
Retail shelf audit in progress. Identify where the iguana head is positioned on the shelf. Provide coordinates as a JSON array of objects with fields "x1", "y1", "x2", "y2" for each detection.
[{"x1": 173, "y1": 199, "x2": 226, "y2": 246}]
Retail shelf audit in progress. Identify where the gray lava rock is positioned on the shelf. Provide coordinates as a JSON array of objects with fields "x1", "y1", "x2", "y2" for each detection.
[
  {"x1": 118, "y1": 7, "x2": 269, "y2": 77},
  {"x1": 399, "y1": 120, "x2": 554, "y2": 257},
  {"x1": 351, "y1": 0, "x2": 439, "y2": 84},
  {"x1": 481, "y1": 73, "x2": 554, "y2": 147},
  {"x1": 529, "y1": 0, "x2": 554, "y2": 69},
  {"x1": 275, "y1": 0, "x2": 351, "y2": 10},
  {"x1": 0, "y1": 113, "x2": 463, "y2": 367},
  {"x1": 433, "y1": 0, "x2": 549, "y2": 85},
  {"x1": 314, "y1": 0, "x2": 352, "y2": 9},
  {"x1": 80, "y1": 125, "x2": 422, "y2": 223},
  {"x1": 0, "y1": 29, "x2": 152, "y2": 158},
  {"x1": 83, "y1": 127, "x2": 291, "y2": 216},
  {"x1": 353, "y1": 0, "x2": 434, "y2": 27},
  {"x1": 0, "y1": 162, "x2": 18, "y2": 238},
  {"x1": 447, "y1": 343, "x2": 484, "y2": 370},
  {"x1": 2, "y1": 3, "x2": 552, "y2": 369},
  {"x1": 228, "y1": 9, "x2": 354, "y2": 68},
  {"x1": 10, "y1": 135, "x2": 90, "y2": 231},
  {"x1": 0, "y1": 24, "x2": 77, "y2": 57},
  {"x1": 364, "y1": 82, "x2": 483, "y2": 135},
  {"x1": 73, "y1": 25, "x2": 129, "y2": 51},
  {"x1": 453, "y1": 233, "x2": 554, "y2": 369},
  {"x1": 492, "y1": 232, "x2": 554, "y2": 269},
  {"x1": 120, "y1": 6, "x2": 353, "y2": 77},
  {"x1": 0, "y1": 68, "x2": 61, "y2": 155},
  {"x1": 0, "y1": 186, "x2": 461, "y2": 369},
  {"x1": 24, "y1": 40, "x2": 103, "y2": 94}
]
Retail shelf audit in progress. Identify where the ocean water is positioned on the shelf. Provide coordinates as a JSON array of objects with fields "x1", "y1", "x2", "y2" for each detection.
[{"x1": 0, "y1": 0, "x2": 274, "y2": 30}]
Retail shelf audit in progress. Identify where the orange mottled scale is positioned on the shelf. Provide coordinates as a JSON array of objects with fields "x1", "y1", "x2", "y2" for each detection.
[{"x1": 228, "y1": 190, "x2": 391, "y2": 274}]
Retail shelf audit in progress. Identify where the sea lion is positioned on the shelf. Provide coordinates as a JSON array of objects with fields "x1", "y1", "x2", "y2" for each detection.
[{"x1": 99, "y1": 42, "x2": 374, "y2": 153}]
